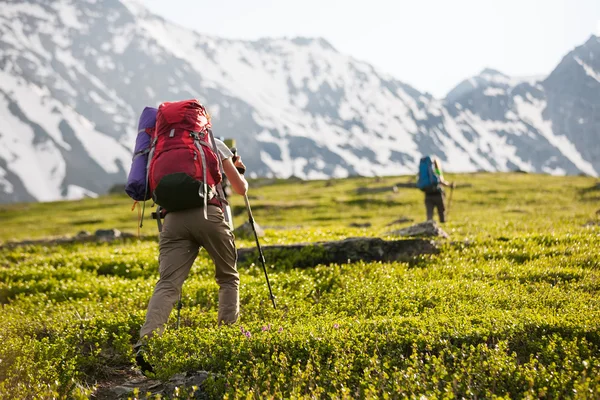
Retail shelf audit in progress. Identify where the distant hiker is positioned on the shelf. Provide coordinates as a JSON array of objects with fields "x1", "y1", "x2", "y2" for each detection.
[
  {"x1": 417, "y1": 156, "x2": 454, "y2": 223},
  {"x1": 133, "y1": 100, "x2": 248, "y2": 374}
]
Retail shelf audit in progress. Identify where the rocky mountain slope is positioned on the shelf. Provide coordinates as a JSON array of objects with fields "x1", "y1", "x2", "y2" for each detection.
[{"x1": 0, "y1": 0, "x2": 597, "y2": 203}]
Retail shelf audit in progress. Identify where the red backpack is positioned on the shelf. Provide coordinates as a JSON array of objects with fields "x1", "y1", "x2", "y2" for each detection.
[{"x1": 148, "y1": 99, "x2": 226, "y2": 216}]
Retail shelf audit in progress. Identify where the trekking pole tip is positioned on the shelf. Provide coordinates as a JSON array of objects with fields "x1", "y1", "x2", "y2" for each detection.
[{"x1": 270, "y1": 295, "x2": 277, "y2": 309}]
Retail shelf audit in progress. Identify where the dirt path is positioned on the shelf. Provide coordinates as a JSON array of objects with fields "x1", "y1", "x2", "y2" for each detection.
[{"x1": 91, "y1": 368, "x2": 209, "y2": 399}]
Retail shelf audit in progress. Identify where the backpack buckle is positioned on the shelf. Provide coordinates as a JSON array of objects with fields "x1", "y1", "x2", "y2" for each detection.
[{"x1": 189, "y1": 131, "x2": 204, "y2": 140}]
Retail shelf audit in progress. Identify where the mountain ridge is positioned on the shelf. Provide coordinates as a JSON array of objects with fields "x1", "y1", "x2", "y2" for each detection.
[{"x1": 0, "y1": 0, "x2": 597, "y2": 203}]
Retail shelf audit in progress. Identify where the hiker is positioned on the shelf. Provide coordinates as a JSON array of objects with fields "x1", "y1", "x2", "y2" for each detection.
[
  {"x1": 417, "y1": 156, "x2": 454, "y2": 223},
  {"x1": 133, "y1": 100, "x2": 248, "y2": 374}
]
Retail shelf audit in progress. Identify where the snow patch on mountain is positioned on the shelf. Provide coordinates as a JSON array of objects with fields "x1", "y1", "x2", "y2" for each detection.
[
  {"x1": 0, "y1": 92, "x2": 65, "y2": 201},
  {"x1": 574, "y1": 57, "x2": 600, "y2": 82},
  {"x1": 65, "y1": 184, "x2": 98, "y2": 200},
  {"x1": 513, "y1": 95, "x2": 596, "y2": 176},
  {"x1": 0, "y1": 166, "x2": 14, "y2": 194}
]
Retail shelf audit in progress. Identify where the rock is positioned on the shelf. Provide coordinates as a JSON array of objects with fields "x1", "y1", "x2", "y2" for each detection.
[
  {"x1": 234, "y1": 222, "x2": 265, "y2": 239},
  {"x1": 164, "y1": 371, "x2": 209, "y2": 397},
  {"x1": 394, "y1": 181, "x2": 418, "y2": 188},
  {"x1": 386, "y1": 217, "x2": 414, "y2": 226},
  {"x1": 264, "y1": 225, "x2": 303, "y2": 230},
  {"x1": 95, "y1": 229, "x2": 122, "y2": 241},
  {"x1": 388, "y1": 221, "x2": 449, "y2": 238},
  {"x1": 169, "y1": 372, "x2": 187, "y2": 382},
  {"x1": 111, "y1": 385, "x2": 135, "y2": 396},
  {"x1": 355, "y1": 186, "x2": 398, "y2": 195},
  {"x1": 93, "y1": 371, "x2": 209, "y2": 400},
  {"x1": 505, "y1": 209, "x2": 529, "y2": 214},
  {"x1": 454, "y1": 183, "x2": 473, "y2": 188},
  {"x1": 349, "y1": 222, "x2": 372, "y2": 228},
  {"x1": 0, "y1": 228, "x2": 135, "y2": 250},
  {"x1": 237, "y1": 237, "x2": 439, "y2": 268}
]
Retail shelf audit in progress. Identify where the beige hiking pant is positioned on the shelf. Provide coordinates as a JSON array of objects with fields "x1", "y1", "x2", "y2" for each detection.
[{"x1": 138, "y1": 205, "x2": 239, "y2": 340}]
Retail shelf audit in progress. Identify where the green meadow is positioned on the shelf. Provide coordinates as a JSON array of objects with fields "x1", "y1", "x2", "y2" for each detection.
[{"x1": 0, "y1": 173, "x2": 599, "y2": 398}]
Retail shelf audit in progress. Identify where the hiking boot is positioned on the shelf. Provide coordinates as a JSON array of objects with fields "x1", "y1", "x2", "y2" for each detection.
[{"x1": 134, "y1": 345, "x2": 154, "y2": 375}]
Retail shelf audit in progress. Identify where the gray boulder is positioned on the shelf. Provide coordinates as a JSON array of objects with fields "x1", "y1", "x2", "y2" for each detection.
[
  {"x1": 386, "y1": 216, "x2": 414, "y2": 226},
  {"x1": 95, "y1": 228, "x2": 122, "y2": 241},
  {"x1": 234, "y1": 222, "x2": 265, "y2": 239},
  {"x1": 389, "y1": 221, "x2": 449, "y2": 238},
  {"x1": 237, "y1": 237, "x2": 439, "y2": 268},
  {"x1": 349, "y1": 222, "x2": 372, "y2": 228}
]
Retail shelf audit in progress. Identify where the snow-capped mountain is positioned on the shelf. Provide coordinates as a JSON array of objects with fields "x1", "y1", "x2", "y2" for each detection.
[
  {"x1": 0, "y1": 0, "x2": 598, "y2": 203},
  {"x1": 444, "y1": 37, "x2": 599, "y2": 176}
]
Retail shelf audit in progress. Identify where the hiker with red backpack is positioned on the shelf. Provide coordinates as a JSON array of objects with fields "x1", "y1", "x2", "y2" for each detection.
[
  {"x1": 126, "y1": 99, "x2": 248, "y2": 374},
  {"x1": 417, "y1": 156, "x2": 455, "y2": 223}
]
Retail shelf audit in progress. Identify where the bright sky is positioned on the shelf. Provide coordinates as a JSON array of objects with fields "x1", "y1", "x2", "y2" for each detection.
[{"x1": 142, "y1": 0, "x2": 600, "y2": 98}]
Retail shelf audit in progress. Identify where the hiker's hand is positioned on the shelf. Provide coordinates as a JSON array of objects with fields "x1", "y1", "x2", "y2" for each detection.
[
  {"x1": 223, "y1": 158, "x2": 248, "y2": 195},
  {"x1": 232, "y1": 155, "x2": 246, "y2": 175}
]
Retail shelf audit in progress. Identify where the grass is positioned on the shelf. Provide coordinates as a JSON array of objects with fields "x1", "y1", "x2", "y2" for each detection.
[{"x1": 0, "y1": 172, "x2": 599, "y2": 398}]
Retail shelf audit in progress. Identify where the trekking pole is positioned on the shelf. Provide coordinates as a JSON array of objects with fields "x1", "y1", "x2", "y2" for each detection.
[{"x1": 244, "y1": 194, "x2": 277, "y2": 309}]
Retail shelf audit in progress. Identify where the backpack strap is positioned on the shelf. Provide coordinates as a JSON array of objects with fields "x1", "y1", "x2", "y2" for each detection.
[
  {"x1": 189, "y1": 129, "x2": 230, "y2": 224},
  {"x1": 191, "y1": 133, "x2": 210, "y2": 220},
  {"x1": 207, "y1": 129, "x2": 230, "y2": 225},
  {"x1": 426, "y1": 159, "x2": 440, "y2": 193},
  {"x1": 139, "y1": 135, "x2": 158, "y2": 228},
  {"x1": 132, "y1": 148, "x2": 150, "y2": 160}
]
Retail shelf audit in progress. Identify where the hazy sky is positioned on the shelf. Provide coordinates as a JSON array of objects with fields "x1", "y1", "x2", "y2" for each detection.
[{"x1": 142, "y1": 0, "x2": 600, "y2": 98}]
